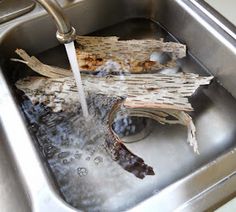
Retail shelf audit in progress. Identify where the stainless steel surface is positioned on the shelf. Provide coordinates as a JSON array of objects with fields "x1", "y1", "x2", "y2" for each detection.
[
  {"x1": 204, "y1": 0, "x2": 236, "y2": 27},
  {"x1": 157, "y1": 0, "x2": 236, "y2": 100},
  {"x1": 0, "y1": 125, "x2": 31, "y2": 212},
  {"x1": 34, "y1": 0, "x2": 76, "y2": 43},
  {"x1": 0, "y1": 68, "x2": 76, "y2": 212},
  {"x1": 130, "y1": 147, "x2": 236, "y2": 212},
  {"x1": 179, "y1": 170, "x2": 236, "y2": 211},
  {"x1": 0, "y1": 0, "x2": 236, "y2": 211},
  {"x1": 0, "y1": 0, "x2": 35, "y2": 24},
  {"x1": 56, "y1": 27, "x2": 76, "y2": 44},
  {"x1": 193, "y1": 0, "x2": 236, "y2": 39}
]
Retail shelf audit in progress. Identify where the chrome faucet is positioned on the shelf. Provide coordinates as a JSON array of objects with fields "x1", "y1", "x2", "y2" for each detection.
[{"x1": 34, "y1": 0, "x2": 76, "y2": 43}]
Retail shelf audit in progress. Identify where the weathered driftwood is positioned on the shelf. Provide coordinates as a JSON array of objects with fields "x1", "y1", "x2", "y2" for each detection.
[
  {"x1": 76, "y1": 36, "x2": 186, "y2": 73},
  {"x1": 13, "y1": 49, "x2": 71, "y2": 78},
  {"x1": 14, "y1": 48, "x2": 212, "y2": 178},
  {"x1": 14, "y1": 34, "x2": 186, "y2": 76}
]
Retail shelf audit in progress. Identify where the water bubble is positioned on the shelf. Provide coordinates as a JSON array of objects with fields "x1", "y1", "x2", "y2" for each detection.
[
  {"x1": 30, "y1": 123, "x2": 38, "y2": 133},
  {"x1": 94, "y1": 156, "x2": 103, "y2": 165},
  {"x1": 74, "y1": 153, "x2": 82, "y2": 159},
  {"x1": 43, "y1": 143, "x2": 59, "y2": 158},
  {"x1": 58, "y1": 151, "x2": 70, "y2": 159},
  {"x1": 62, "y1": 140, "x2": 70, "y2": 146},
  {"x1": 77, "y1": 167, "x2": 88, "y2": 177},
  {"x1": 63, "y1": 159, "x2": 70, "y2": 164},
  {"x1": 89, "y1": 149, "x2": 96, "y2": 156},
  {"x1": 61, "y1": 133, "x2": 67, "y2": 140}
]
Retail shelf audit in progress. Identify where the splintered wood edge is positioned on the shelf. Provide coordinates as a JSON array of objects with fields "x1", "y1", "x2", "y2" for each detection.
[
  {"x1": 123, "y1": 100, "x2": 193, "y2": 112},
  {"x1": 14, "y1": 49, "x2": 72, "y2": 78},
  {"x1": 110, "y1": 101, "x2": 199, "y2": 153}
]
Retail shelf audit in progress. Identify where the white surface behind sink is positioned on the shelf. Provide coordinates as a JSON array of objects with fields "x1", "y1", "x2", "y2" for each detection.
[
  {"x1": 216, "y1": 197, "x2": 236, "y2": 212},
  {"x1": 205, "y1": 0, "x2": 236, "y2": 25}
]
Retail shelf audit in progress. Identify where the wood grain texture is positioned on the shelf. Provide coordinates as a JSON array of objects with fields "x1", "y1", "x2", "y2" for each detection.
[{"x1": 12, "y1": 37, "x2": 212, "y2": 178}]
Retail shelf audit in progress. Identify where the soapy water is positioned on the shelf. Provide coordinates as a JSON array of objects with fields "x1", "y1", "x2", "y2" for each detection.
[{"x1": 21, "y1": 92, "x2": 154, "y2": 211}]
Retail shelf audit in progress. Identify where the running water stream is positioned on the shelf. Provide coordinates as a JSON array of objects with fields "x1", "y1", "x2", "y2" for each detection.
[{"x1": 64, "y1": 41, "x2": 89, "y2": 117}]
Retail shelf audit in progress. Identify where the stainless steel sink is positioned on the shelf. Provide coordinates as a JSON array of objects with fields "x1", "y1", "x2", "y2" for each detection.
[{"x1": 0, "y1": 0, "x2": 236, "y2": 211}]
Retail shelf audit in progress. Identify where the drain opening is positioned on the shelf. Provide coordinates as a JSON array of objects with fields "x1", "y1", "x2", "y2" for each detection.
[{"x1": 112, "y1": 117, "x2": 154, "y2": 143}]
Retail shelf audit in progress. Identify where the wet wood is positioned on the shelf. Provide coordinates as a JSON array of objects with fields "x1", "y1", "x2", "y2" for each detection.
[
  {"x1": 76, "y1": 36, "x2": 186, "y2": 73},
  {"x1": 13, "y1": 48, "x2": 213, "y2": 178},
  {"x1": 14, "y1": 49, "x2": 71, "y2": 78},
  {"x1": 15, "y1": 67, "x2": 212, "y2": 114}
]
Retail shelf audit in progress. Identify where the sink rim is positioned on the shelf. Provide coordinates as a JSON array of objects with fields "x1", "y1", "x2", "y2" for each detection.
[{"x1": 0, "y1": 0, "x2": 236, "y2": 211}]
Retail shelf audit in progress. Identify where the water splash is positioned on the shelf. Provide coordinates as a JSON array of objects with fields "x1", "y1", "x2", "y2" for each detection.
[{"x1": 64, "y1": 41, "x2": 89, "y2": 117}]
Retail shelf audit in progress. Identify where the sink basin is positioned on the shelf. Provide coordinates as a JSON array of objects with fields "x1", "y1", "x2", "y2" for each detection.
[{"x1": 0, "y1": 0, "x2": 236, "y2": 211}]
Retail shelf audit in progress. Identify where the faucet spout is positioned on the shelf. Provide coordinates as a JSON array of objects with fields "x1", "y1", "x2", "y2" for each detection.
[{"x1": 34, "y1": 0, "x2": 76, "y2": 43}]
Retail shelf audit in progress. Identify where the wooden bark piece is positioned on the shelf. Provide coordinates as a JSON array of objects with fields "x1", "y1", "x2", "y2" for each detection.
[
  {"x1": 76, "y1": 36, "x2": 186, "y2": 73},
  {"x1": 14, "y1": 49, "x2": 213, "y2": 155},
  {"x1": 85, "y1": 73, "x2": 212, "y2": 112},
  {"x1": 14, "y1": 50, "x2": 211, "y2": 114},
  {"x1": 13, "y1": 48, "x2": 213, "y2": 178},
  {"x1": 16, "y1": 73, "x2": 212, "y2": 114},
  {"x1": 14, "y1": 49, "x2": 71, "y2": 78}
]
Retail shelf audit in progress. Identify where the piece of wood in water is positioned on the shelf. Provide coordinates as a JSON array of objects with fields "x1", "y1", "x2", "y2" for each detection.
[
  {"x1": 76, "y1": 36, "x2": 186, "y2": 73},
  {"x1": 13, "y1": 49, "x2": 213, "y2": 178}
]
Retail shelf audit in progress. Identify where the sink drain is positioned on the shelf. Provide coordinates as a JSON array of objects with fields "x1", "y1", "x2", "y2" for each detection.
[{"x1": 112, "y1": 117, "x2": 154, "y2": 143}]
